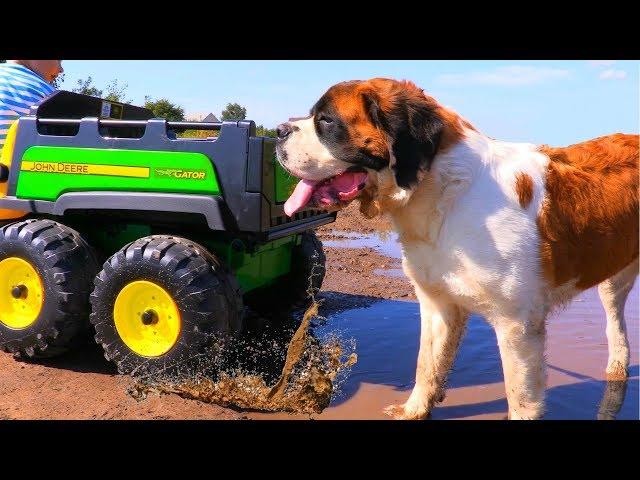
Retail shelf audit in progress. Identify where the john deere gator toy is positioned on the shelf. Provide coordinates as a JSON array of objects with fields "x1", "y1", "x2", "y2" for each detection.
[{"x1": 0, "y1": 91, "x2": 334, "y2": 374}]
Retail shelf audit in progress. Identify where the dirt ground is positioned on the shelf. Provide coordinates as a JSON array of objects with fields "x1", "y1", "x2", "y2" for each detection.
[
  {"x1": 318, "y1": 203, "x2": 414, "y2": 300},
  {"x1": 0, "y1": 203, "x2": 405, "y2": 420},
  {"x1": 317, "y1": 201, "x2": 393, "y2": 235},
  {"x1": 321, "y1": 246, "x2": 415, "y2": 300}
]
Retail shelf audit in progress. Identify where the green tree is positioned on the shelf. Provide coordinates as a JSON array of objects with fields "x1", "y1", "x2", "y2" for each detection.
[
  {"x1": 256, "y1": 125, "x2": 277, "y2": 137},
  {"x1": 221, "y1": 102, "x2": 247, "y2": 121},
  {"x1": 104, "y1": 79, "x2": 131, "y2": 103},
  {"x1": 143, "y1": 96, "x2": 185, "y2": 121},
  {"x1": 72, "y1": 76, "x2": 103, "y2": 97}
]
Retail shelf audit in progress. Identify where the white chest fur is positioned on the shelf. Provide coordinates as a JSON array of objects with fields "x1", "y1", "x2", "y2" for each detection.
[{"x1": 390, "y1": 129, "x2": 551, "y2": 320}]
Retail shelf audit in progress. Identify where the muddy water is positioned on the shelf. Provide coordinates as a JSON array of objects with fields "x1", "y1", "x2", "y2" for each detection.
[
  {"x1": 129, "y1": 302, "x2": 358, "y2": 415},
  {"x1": 249, "y1": 231, "x2": 639, "y2": 420}
]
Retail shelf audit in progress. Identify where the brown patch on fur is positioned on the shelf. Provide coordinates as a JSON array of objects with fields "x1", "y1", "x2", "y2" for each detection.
[
  {"x1": 606, "y1": 361, "x2": 628, "y2": 381},
  {"x1": 329, "y1": 82, "x2": 390, "y2": 161},
  {"x1": 368, "y1": 79, "x2": 466, "y2": 153},
  {"x1": 460, "y1": 118, "x2": 478, "y2": 132},
  {"x1": 435, "y1": 103, "x2": 467, "y2": 152},
  {"x1": 515, "y1": 172, "x2": 534, "y2": 209},
  {"x1": 537, "y1": 133, "x2": 639, "y2": 290},
  {"x1": 326, "y1": 78, "x2": 467, "y2": 162}
]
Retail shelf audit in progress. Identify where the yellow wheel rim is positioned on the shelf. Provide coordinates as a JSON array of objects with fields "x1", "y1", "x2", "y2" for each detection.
[
  {"x1": 0, "y1": 257, "x2": 44, "y2": 329},
  {"x1": 113, "y1": 280, "x2": 181, "y2": 357}
]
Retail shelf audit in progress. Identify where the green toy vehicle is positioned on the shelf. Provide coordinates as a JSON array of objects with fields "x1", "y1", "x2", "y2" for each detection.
[{"x1": 0, "y1": 91, "x2": 334, "y2": 375}]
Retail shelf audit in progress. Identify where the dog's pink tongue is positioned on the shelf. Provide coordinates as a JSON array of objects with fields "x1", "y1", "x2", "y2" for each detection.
[
  {"x1": 315, "y1": 171, "x2": 368, "y2": 205},
  {"x1": 284, "y1": 179, "x2": 319, "y2": 217}
]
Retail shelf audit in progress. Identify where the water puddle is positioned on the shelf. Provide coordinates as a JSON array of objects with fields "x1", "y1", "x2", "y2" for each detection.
[
  {"x1": 373, "y1": 268, "x2": 406, "y2": 278},
  {"x1": 322, "y1": 230, "x2": 402, "y2": 259},
  {"x1": 248, "y1": 283, "x2": 639, "y2": 420}
]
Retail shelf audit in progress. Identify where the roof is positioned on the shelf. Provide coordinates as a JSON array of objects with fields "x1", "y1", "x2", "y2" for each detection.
[{"x1": 202, "y1": 113, "x2": 219, "y2": 122}]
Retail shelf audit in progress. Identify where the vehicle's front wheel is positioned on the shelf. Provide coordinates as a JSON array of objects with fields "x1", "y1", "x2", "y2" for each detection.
[{"x1": 90, "y1": 235, "x2": 244, "y2": 376}]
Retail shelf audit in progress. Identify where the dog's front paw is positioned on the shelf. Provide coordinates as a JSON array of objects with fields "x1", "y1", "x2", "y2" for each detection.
[{"x1": 383, "y1": 402, "x2": 432, "y2": 420}]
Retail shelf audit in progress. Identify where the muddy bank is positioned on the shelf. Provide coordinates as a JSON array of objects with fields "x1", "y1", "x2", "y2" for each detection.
[
  {"x1": 322, "y1": 246, "x2": 415, "y2": 300},
  {"x1": 318, "y1": 211, "x2": 415, "y2": 300},
  {"x1": 0, "y1": 343, "x2": 243, "y2": 420}
]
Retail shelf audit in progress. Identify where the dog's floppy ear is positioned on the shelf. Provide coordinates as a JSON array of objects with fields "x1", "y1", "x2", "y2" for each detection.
[{"x1": 361, "y1": 82, "x2": 444, "y2": 189}]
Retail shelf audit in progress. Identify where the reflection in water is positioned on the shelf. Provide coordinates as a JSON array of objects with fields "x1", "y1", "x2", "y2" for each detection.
[
  {"x1": 546, "y1": 363, "x2": 634, "y2": 420},
  {"x1": 597, "y1": 380, "x2": 628, "y2": 420}
]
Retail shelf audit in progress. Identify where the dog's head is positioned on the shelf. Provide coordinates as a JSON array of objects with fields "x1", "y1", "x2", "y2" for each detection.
[{"x1": 276, "y1": 78, "x2": 467, "y2": 217}]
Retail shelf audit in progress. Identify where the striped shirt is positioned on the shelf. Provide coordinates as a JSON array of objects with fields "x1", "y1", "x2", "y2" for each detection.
[{"x1": 0, "y1": 63, "x2": 55, "y2": 147}]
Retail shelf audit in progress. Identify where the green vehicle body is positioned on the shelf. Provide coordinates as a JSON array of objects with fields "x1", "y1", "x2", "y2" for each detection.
[
  {"x1": 17, "y1": 146, "x2": 221, "y2": 200},
  {"x1": 83, "y1": 222, "x2": 300, "y2": 292}
]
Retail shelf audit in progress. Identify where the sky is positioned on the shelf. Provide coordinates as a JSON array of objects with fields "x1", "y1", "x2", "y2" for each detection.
[{"x1": 57, "y1": 60, "x2": 638, "y2": 146}]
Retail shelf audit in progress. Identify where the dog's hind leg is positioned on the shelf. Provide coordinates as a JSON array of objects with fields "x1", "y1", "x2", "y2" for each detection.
[
  {"x1": 493, "y1": 309, "x2": 547, "y2": 420},
  {"x1": 384, "y1": 290, "x2": 468, "y2": 420},
  {"x1": 598, "y1": 259, "x2": 638, "y2": 381}
]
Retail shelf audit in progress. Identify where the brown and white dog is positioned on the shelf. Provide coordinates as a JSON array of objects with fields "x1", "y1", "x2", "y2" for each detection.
[{"x1": 276, "y1": 78, "x2": 639, "y2": 420}]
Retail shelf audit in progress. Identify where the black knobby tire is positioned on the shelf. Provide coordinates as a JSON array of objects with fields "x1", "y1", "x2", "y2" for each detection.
[
  {"x1": 0, "y1": 219, "x2": 99, "y2": 358},
  {"x1": 90, "y1": 235, "x2": 244, "y2": 376},
  {"x1": 245, "y1": 231, "x2": 326, "y2": 314}
]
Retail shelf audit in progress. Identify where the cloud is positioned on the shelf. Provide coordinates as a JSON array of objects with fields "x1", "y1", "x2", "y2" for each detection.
[
  {"x1": 435, "y1": 65, "x2": 571, "y2": 87},
  {"x1": 587, "y1": 60, "x2": 616, "y2": 68},
  {"x1": 587, "y1": 60, "x2": 626, "y2": 80},
  {"x1": 599, "y1": 69, "x2": 627, "y2": 80}
]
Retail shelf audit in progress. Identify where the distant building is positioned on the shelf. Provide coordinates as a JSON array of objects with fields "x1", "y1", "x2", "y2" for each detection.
[{"x1": 202, "y1": 113, "x2": 219, "y2": 122}]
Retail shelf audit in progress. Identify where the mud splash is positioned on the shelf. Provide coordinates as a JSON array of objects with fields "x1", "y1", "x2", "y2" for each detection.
[{"x1": 128, "y1": 301, "x2": 357, "y2": 415}]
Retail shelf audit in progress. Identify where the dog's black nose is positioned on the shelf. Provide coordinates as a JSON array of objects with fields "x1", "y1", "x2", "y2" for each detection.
[{"x1": 277, "y1": 123, "x2": 293, "y2": 140}]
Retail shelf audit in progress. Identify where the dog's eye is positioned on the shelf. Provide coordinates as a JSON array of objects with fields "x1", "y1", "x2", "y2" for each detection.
[{"x1": 317, "y1": 115, "x2": 333, "y2": 125}]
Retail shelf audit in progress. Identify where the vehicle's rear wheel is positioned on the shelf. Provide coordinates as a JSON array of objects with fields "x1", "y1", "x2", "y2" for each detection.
[{"x1": 0, "y1": 219, "x2": 99, "y2": 358}]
